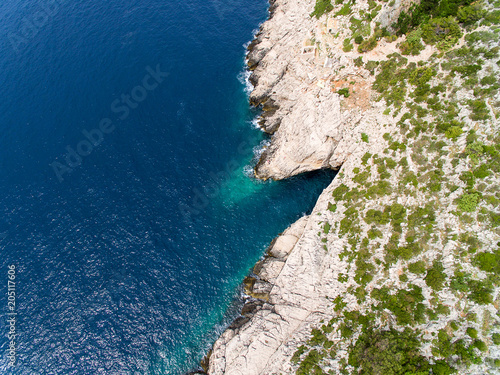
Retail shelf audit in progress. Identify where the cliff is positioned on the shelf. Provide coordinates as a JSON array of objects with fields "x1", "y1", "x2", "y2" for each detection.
[{"x1": 207, "y1": 0, "x2": 500, "y2": 373}]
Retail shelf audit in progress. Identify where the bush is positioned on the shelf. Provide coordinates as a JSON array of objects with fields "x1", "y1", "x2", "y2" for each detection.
[
  {"x1": 337, "y1": 88, "x2": 350, "y2": 97},
  {"x1": 368, "y1": 226, "x2": 383, "y2": 239},
  {"x1": 332, "y1": 184, "x2": 349, "y2": 200},
  {"x1": 309, "y1": 328, "x2": 328, "y2": 346},
  {"x1": 466, "y1": 327, "x2": 478, "y2": 339},
  {"x1": 311, "y1": 0, "x2": 334, "y2": 18},
  {"x1": 473, "y1": 340, "x2": 487, "y2": 352},
  {"x1": 336, "y1": 2, "x2": 352, "y2": 16},
  {"x1": 354, "y1": 35, "x2": 364, "y2": 44},
  {"x1": 457, "y1": 193, "x2": 480, "y2": 212},
  {"x1": 297, "y1": 349, "x2": 324, "y2": 375},
  {"x1": 473, "y1": 164, "x2": 490, "y2": 178},
  {"x1": 343, "y1": 38, "x2": 353, "y2": 52},
  {"x1": 366, "y1": 180, "x2": 393, "y2": 197},
  {"x1": 361, "y1": 152, "x2": 372, "y2": 164},
  {"x1": 468, "y1": 99, "x2": 490, "y2": 121},
  {"x1": 365, "y1": 209, "x2": 390, "y2": 225},
  {"x1": 468, "y1": 280, "x2": 493, "y2": 305},
  {"x1": 492, "y1": 333, "x2": 500, "y2": 345},
  {"x1": 408, "y1": 260, "x2": 427, "y2": 274},
  {"x1": 361, "y1": 133, "x2": 369, "y2": 142},
  {"x1": 474, "y1": 250, "x2": 500, "y2": 273},
  {"x1": 399, "y1": 29, "x2": 425, "y2": 55},
  {"x1": 450, "y1": 270, "x2": 470, "y2": 292},
  {"x1": 353, "y1": 171, "x2": 370, "y2": 184},
  {"x1": 445, "y1": 126, "x2": 463, "y2": 139},
  {"x1": 358, "y1": 35, "x2": 379, "y2": 53},
  {"x1": 348, "y1": 328, "x2": 433, "y2": 374},
  {"x1": 421, "y1": 17, "x2": 462, "y2": 50},
  {"x1": 425, "y1": 261, "x2": 447, "y2": 291},
  {"x1": 457, "y1": 2, "x2": 485, "y2": 24},
  {"x1": 291, "y1": 345, "x2": 307, "y2": 364},
  {"x1": 323, "y1": 222, "x2": 331, "y2": 234}
]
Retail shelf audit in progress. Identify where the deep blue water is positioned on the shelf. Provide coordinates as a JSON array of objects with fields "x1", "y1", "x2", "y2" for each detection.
[{"x1": 0, "y1": 1, "x2": 335, "y2": 374}]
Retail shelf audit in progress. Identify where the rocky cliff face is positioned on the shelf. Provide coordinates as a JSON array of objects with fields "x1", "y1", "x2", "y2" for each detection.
[
  {"x1": 207, "y1": 0, "x2": 500, "y2": 373},
  {"x1": 248, "y1": 0, "x2": 349, "y2": 180}
]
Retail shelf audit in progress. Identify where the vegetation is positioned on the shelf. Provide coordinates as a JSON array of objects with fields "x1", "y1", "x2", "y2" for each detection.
[
  {"x1": 311, "y1": 0, "x2": 334, "y2": 18},
  {"x1": 337, "y1": 88, "x2": 350, "y2": 97},
  {"x1": 425, "y1": 261, "x2": 447, "y2": 291},
  {"x1": 348, "y1": 328, "x2": 437, "y2": 374}
]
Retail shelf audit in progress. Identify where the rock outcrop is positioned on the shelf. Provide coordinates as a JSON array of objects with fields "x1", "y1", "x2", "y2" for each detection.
[{"x1": 248, "y1": 0, "x2": 347, "y2": 180}]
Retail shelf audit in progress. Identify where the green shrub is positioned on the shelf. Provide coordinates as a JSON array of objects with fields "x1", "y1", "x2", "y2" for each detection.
[
  {"x1": 337, "y1": 88, "x2": 350, "y2": 97},
  {"x1": 457, "y1": 2, "x2": 485, "y2": 24},
  {"x1": 368, "y1": 226, "x2": 383, "y2": 239},
  {"x1": 336, "y1": 2, "x2": 352, "y2": 16},
  {"x1": 338, "y1": 273, "x2": 349, "y2": 283},
  {"x1": 343, "y1": 38, "x2": 353, "y2": 52},
  {"x1": 468, "y1": 279, "x2": 493, "y2": 305},
  {"x1": 291, "y1": 345, "x2": 307, "y2": 364},
  {"x1": 466, "y1": 141, "x2": 484, "y2": 163},
  {"x1": 353, "y1": 171, "x2": 370, "y2": 184},
  {"x1": 348, "y1": 328, "x2": 433, "y2": 374},
  {"x1": 361, "y1": 133, "x2": 369, "y2": 142},
  {"x1": 492, "y1": 333, "x2": 500, "y2": 345},
  {"x1": 332, "y1": 184, "x2": 349, "y2": 200},
  {"x1": 297, "y1": 349, "x2": 323, "y2": 375},
  {"x1": 365, "y1": 60, "x2": 379, "y2": 75},
  {"x1": 468, "y1": 99, "x2": 490, "y2": 121},
  {"x1": 457, "y1": 193, "x2": 480, "y2": 212},
  {"x1": 354, "y1": 35, "x2": 364, "y2": 44},
  {"x1": 385, "y1": 158, "x2": 397, "y2": 169},
  {"x1": 311, "y1": 0, "x2": 334, "y2": 18},
  {"x1": 399, "y1": 29, "x2": 425, "y2": 55},
  {"x1": 425, "y1": 261, "x2": 447, "y2": 291},
  {"x1": 459, "y1": 171, "x2": 475, "y2": 188},
  {"x1": 409, "y1": 260, "x2": 427, "y2": 274},
  {"x1": 365, "y1": 209, "x2": 390, "y2": 225},
  {"x1": 465, "y1": 31, "x2": 496, "y2": 45},
  {"x1": 323, "y1": 222, "x2": 331, "y2": 234},
  {"x1": 466, "y1": 327, "x2": 478, "y2": 339},
  {"x1": 474, "y1": 250, "x2": 500, "y2": 273},
  {"x1": 366, "y1": 180, "x2": 393, "y2": 197},
  {"x1": 445, "y1": 126, "x2": 463, "y2": 139},
  {"x1": 309, "y1": 328, "x2": 328, "y2": 346},
  {"x1": 473, "y1": 164, "x2": 490, "y2": 178},
  {"x1": 473, "y1": 340, "x2": 487, "y2": 352},
  {"x1": 358, "y1": 35, "x2": 379, "y2": 53},
  {"x1": 422, "y1": 17, "x2": 462, "y2": 50},
  {"x1": 450, "y1": 270, "x2": 470, "y2": 292},
  {"x1": 361, "y1": 152, "x2": 372, "y2": 164}
]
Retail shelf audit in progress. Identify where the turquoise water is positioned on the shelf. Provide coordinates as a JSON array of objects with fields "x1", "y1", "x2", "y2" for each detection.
[{"x1": 0, "y1": 0, "x2": 335, "y2": 373}]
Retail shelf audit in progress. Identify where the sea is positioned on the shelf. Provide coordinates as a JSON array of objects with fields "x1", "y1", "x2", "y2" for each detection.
[{"x1": 0, "y1": 0, "x2": 335, "y2": 373}]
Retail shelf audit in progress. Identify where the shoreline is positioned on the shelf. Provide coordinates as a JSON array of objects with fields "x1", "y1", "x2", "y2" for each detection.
[{"x1": 186, "y1": 2, "x2": 315, "y2": 371}]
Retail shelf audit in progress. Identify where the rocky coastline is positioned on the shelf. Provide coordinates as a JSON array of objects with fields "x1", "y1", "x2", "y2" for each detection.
[{"x1": 199, "y1": 0, "x2": 500, "y2": 373}]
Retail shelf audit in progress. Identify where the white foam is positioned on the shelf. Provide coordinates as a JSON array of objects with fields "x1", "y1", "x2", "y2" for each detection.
[
  {"x1": 237, "y1": 69, "x2": 253, "y2": 96},
  {"x1": 252, "y1": 139, "x2": 270, "y2": 160},
  {"x1": 248, "y1": 117, "x2": 261, "y2": 129}
]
